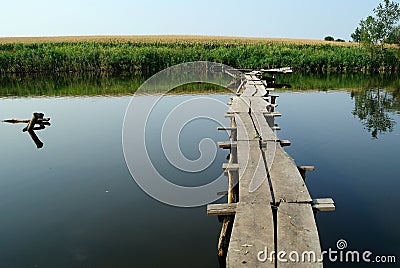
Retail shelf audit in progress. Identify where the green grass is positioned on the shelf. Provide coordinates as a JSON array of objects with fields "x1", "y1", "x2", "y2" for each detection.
[{"x1": 0, "y1": 36, "x2": 399, "y2": 74}]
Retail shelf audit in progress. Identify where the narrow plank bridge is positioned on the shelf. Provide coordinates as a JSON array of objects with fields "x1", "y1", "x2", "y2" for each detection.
[{"x1": 207, "y1": 68, "x2": 335, "y2": 267}]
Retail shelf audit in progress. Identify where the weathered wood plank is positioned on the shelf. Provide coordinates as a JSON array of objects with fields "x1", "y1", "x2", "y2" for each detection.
[
  {"x1": 227, "y1": 202, "x2": 275, "y2": 268},
  {"x1": 229, "y1": 97, "x2": 251, "y2": 113},
  {"x1": 242, "y1": 84, "x2": 257, "y2": 96},
  {"x1": 277, "y1": 203, "x2": 322, "y2": 267},
  {"x1": 254, "y1": 84, "x2": 268, "y2": 97},
  {"x1": 260, "y1": 67, "x2": 293, "y2": 74},
  {"x1": 252, "y1": 112, "x2": 278, "y2": 141},
  {"x1": 247, "y1": 97, "x2": 270, "y2": 113},
  {"x1": 220, "y1": 69, "x2": 323, "y2": 268},
  {"x1": 280, "y1": 140, "x2": 291, "y2": 147},
  {"x1": 236, "y1": 140, "x2": 272, "y2": 202},
  {"x1": 223, "y1": 163, "x2": 240, "y2": 171},
  {"x1": 247, "y1": 81, "x2": 264, "y2": 86},
  {"x1": 235, "y1": 113, "x2": 258, "y2": 141},
  {"x1": 297, "y1": 166, "x2": 315, "y2": 180},
  {"x1": 207, "y1": 203, "x2": 237, "y2": 216},
  {"x1": 312, "y1": 198, "x2": 335, "y2": 212},
  {"x1": 268, "y1": 145, "x2": 312, "y2": 203},
  {"x1": 217, "y1": 126, "x2": 237, "y2": 131},
  {"x1": 263, "y1": 111, "x2": 282, "y2": 117},
  {"x1": 218, "y1": 141, "x2": 237, "y2": 149}
]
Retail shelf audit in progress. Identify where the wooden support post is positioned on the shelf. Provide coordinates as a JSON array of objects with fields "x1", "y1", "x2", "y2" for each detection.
[
  {"x1": 217, "y1": 216, "x2": 234, "y2": 267},
  {"x1": 297, "y1": 166, "x2": 315, "y2": 180},
  {"x1": 267, "y1": 104, "x2": 277, "y2": 113},
  {"x1": 270, "y1": 94, "x2": 279, "y2": 105}
]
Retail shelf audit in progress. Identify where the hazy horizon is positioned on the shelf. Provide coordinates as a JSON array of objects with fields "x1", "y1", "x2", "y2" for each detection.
[{"x1": 0, "y1": 0, "x2": 385, "y2": 41}]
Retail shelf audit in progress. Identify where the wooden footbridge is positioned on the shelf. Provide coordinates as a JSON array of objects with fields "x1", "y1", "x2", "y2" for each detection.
[{"x1": 207, "y1": 68, "x2": 335, "y2": 267}]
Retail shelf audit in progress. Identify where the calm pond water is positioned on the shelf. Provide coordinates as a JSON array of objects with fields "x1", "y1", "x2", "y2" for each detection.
[{"x1": 0, "y1": 73, "x2": 399, "y2": 267}]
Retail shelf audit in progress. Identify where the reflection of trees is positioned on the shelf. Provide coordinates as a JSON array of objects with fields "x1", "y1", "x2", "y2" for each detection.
[{"x1": 351, "y1": 89, "x2": 400, "y2": 138}]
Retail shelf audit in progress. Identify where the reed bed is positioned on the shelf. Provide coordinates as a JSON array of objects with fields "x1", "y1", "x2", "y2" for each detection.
[{"x1": 0, "y1": 35, "x2": 399, "y2": 74}]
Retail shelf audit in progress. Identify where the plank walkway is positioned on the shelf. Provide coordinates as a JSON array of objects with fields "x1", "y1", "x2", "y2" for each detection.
[{"x1": 208, "y1": 69, "x2": 334, "y2": 267}]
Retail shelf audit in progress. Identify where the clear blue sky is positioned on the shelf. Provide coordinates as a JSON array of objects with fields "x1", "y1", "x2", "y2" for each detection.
[{"x1": 0, "y1": 0, "x2": 387, "y2": 40}]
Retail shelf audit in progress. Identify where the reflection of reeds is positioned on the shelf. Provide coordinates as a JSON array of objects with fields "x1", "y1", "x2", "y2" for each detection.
[
  {"x1": 0, "y1": 36, "x2": 399, "y2": 74},
  {"x1": 1, "y1": 72, "x2": 399, "y2": 98},
  {"x1": 275, "y1": 72, "x2": 400, "y2": 91}
]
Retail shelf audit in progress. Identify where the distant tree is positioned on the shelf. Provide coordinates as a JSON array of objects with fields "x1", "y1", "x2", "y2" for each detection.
[
  {"x1": 385, "y1": 25, "x2": 400, "y2": 44},
  {"x1": 352, "y1": 0, "x2": 400, "y2": 44},
  {"x1": 324, "y1": 36, "x2": 335, "y2": 41},
  {"x1": 351, "y1": 27, "x2": 361, "y2": 42},
  {"x1": 335, "y1": 38, "x2": 346, "y2": 42}
]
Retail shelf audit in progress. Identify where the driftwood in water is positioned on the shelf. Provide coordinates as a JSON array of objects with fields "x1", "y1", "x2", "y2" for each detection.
[
  {"x1": 2, "y1": 113, "x2": 51, "y2": 131},
  {"x1": 2, "y1": 118, "x2": 50, "y2": 124},
  {"x1": 28, "y1": 130, "x2": 44, "y2": 149},
  {"x1": 2, "y1": 112, "x2": 50, "y2": 149},
  {"x1": 23, "y1": 113, "x2": 44, "y2": 132}
]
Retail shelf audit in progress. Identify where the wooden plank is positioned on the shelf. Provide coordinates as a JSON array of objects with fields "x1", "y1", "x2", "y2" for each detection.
[
  {"x1": 223, "y1": 163, "x2": 240, "y2": 171},
  {"x1": 277, "y1": 203, "x2": 322, "y2": 267},
  {"x1": 247, "y1": 97, "x2": 270, "y2": 113},
  {"x1": 218, "y1": 141, "x2": 237, "y2": 149},
  {"x1": 247, "y1": 81, "x2": 264, "y2": 86},
  {"x1": 217, "y1": 126, "x2": 237, "y2": 131},
  {"x1": 236, "y1": 141, "x2": 272, "y2": 202},
  {"x1": 264, "y1": 111, "x2": 282, "y2": 117},
  {"x1": 244, "y1": 74, "x2": 253, "y2": 80},
  {"x1": 280, "y1": 140, "x2": 291, "y2": 147},
  {"x1": 207, "y1": 203, "x2": 237, "y2": 216},
  {"x1": 254, "y1": 84, "x2": 268, "y2": 97},
  {"x1": 297, "y1": 166, "x2": 315, "y2": 180},
  {"x1": 227, "y1": 202, "x2": 275, "y2": 268},
  {"x1": 260, "y1": 67, "x2": 293, "y2": 74},
  {"x1": 298, "y1": 166, "x2": 315, "y2": 171},
  {"x1": 268, "y1": 145, "x2": 312, "y2": 203},
  {"x1": 229, "y1": 97, "x2": 250, "y2": 113},
  {"x1": 252, "y1": 112, "x2": 278, "y2": 141},
  {"x1": 242, "y1": 84, "x2": 257, "y2": 96},
  {"x1": 226, "y1": 140, "x2": 275, "y2": 267},
  {"x1": 312, "y1": 198, "x2": 335, "y2": 212},
  {"x1": 235, "y1": 113, "x2": 258, "y2": 141}
]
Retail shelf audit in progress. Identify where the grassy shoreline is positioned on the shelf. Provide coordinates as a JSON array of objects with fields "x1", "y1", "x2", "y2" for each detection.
[{"x1": 0, "y1": 35, "x2": 399, "y2": 74}]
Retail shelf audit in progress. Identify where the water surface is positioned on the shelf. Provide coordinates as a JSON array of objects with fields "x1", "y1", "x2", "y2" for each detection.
[{"x1": 0, "y1": 73, "x2": 399, "y2": 267}]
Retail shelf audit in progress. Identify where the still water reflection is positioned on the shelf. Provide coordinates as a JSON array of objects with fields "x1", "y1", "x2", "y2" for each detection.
[{"x1": 0, "y1": 73, "x2": 399, "y2": 267}]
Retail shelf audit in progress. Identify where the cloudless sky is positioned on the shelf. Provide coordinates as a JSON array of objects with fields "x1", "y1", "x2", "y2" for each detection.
[{"x1": 0, "y1": 0, "x2": 387, "y2": 40}]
